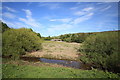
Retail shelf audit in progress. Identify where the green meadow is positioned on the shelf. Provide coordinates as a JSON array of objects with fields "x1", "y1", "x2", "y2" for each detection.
[{"x1": 2, "y1": 60, "x2": 119, "y2": 78}]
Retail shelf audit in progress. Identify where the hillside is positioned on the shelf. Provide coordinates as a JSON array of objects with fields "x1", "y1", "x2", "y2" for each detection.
[{"x1": 53, "y1": 30, "x2": 120, "y2": 43}]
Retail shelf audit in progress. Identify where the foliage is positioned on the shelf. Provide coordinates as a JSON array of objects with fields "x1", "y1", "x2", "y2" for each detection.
[
  {"x1": 81, "y1": 31, "x2": 119, "y2": 55},
  {"x1": 79, "y1": 31, "x2": 120, "y2": 73},
  {"x1": 3, "y1": 28, "x2": 42, "y2": 59},
  {"x1": 36, "y1": 33, "x2": 41, "y2": 38},
  {"x1": 43, "y1": 36, "x2": 52, "y2": 41},
  {"x1": 1, "y1": 22, "x2": 10, "y2": 33},
  {"x1": 29, "y1": 28, "x2": 41, "y2": 38},
  {"x1": 0, "y1": 33, "x2": 1, "y2": 56},
  {"x1": 2, "y1": 63, "x2": 119, "y2": 78},
  {"x1": 59, "y1": 33, "x2": 93, "y2": 43},
  {"x1": 106, "y1": 52, "x2": 120, "y2": 73}
]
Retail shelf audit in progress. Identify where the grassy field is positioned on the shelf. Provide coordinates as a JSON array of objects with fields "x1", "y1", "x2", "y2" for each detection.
[
  {"x1": 2, "y1": 41, "x2": 120, "y2": 78},
  {"x1": 2, "y1": 60, "x2": 119, "y2": 78},
  {"x1": 25, "y1": 41, "x2": 81, "y2": 61}
]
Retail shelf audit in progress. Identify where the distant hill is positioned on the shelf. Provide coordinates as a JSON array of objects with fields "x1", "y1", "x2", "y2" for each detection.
[{"x1": 56, "y1": 30, "x2": 120, "y2": 43}]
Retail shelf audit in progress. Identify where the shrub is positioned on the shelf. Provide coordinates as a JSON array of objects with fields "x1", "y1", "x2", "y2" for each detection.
[
  {"x1": 59, "y1": 33, "x2": 92, "y2": 43},
  {"x1": 64, "y1": 37, "x2": 72, "y2": 42},
  {"x1": 43, "y1": 36, "x2": 52, "y2": 41},
  {"x1": 79, "y1": 31, "x2": 120, "y2": 73},
  {"x1": 106, "y1": 52, "x2": 120, "y2": 73},
  {"x1": 3, "y1": 28, "x2": 42, "y2": 59},
  {"x1": 81, "y1": 31, "x2": 118, "y2": 55}
]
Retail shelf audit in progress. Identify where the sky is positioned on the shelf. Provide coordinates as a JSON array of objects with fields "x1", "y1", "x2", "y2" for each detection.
[{"x1": 1, "y1": 2, "x2": 118, "y2": 37}]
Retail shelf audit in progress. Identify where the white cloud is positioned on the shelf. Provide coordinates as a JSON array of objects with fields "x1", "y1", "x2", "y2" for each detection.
[
  {"x1": 49, "y1": 7, "x2": 94, "y2": 27},
  {"x1": 70, "y1": 7, "x2": 79, "y2": 10},
  {"x1": 83, "y1": 7, "x2": 93, "y2": 12},
  {"x1": 49, "y1": 18, "x2": 72, "y2": 23},
  {"x1": 2, "y1": 12, "x2": 16, "y2": 19},
  {"x1": 22, "y1": 9, "x2": 32, "y2": 20},
  {"x1": 49, "y1": 19, "x2": 56, "y2": 21},
  {"x1": 74, "y1": 7, "x2": 93, "y2": 16},
  {"x1": 4, "y1": 6, "x2": 17, "y2": 12},
  {"x1": 39, "y1": 3, "x2": 60, "y2": 9},
  {"x1": 47, "y1": 24, "x2": 73, "y2": 33},
  {"x1": 72, "y1": 13, "x2": 94, "y2": 24},
  {"x1": 2, "y1": 19, "x2": 27, "y2": 28},
  {"x1": 101, "y1": 6, "x2": 111, "y2": 11},
  {"x1": 74, "y1": 11, "x2": 86, "y2": 16},
  {"x1": 73, "y1": 7, "x2": 94, "y2": 24},
  {"x1": 19, "y1": 9, "x2": 42, "y2": 28}
]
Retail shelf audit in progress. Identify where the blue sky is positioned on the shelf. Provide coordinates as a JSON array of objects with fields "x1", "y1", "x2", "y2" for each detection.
[{"x1": 1, "y1": 2, "x2": 118, "y2": 37}]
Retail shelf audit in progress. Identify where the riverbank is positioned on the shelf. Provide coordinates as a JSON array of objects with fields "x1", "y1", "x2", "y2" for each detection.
[{"x1": 2, "y1": 59, "x2": 119, "y2": 78}]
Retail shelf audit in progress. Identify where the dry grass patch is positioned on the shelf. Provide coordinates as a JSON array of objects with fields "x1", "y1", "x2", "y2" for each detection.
[{"x1": 25, "y1": 41, "x2": 81, "y2": 61}]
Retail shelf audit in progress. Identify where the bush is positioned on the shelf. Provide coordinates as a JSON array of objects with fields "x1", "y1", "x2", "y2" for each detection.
[
  {"x1": 59, "y1": 33, "x2": 92, "y2": 43},
  {"x1": 106, "y1": 52, "x2": 120, "y2": 73},
  {"x1": 43, "y1": 36, "x2": 52, "y2": 41},
  {"x1": 81, "y1": 31, "x2": 118, "y2": 55},
  {"x1": 79, "y1": 31, "x2": 120, "y2": 73},
  {"x1": 3, "y1": 28, "x2": 42, "y2": 59}
]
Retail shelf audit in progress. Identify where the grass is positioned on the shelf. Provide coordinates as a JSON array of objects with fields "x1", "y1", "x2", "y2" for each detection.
[
  {"x1": 2, "y1": 62, "x2": 119, "y2": 78},
  {"x1": 25, "y1": 41, "x2": 80, "y2": 61}
]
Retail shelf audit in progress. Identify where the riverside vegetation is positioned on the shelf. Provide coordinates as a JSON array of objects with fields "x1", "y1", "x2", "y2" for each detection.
[{"x1": 1, "y1": 22, "x2": 120, "y2": 78}]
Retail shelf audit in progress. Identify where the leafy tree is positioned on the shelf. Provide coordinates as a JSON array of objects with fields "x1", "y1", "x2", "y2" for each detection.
[{"x1": 3, "y1": 28, "x2": 42, "y2": 59}]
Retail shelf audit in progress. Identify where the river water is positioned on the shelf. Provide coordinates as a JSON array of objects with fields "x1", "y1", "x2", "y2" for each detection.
[{"x1": 40, "y1": 58, "x2": 81, "y2": 69}]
